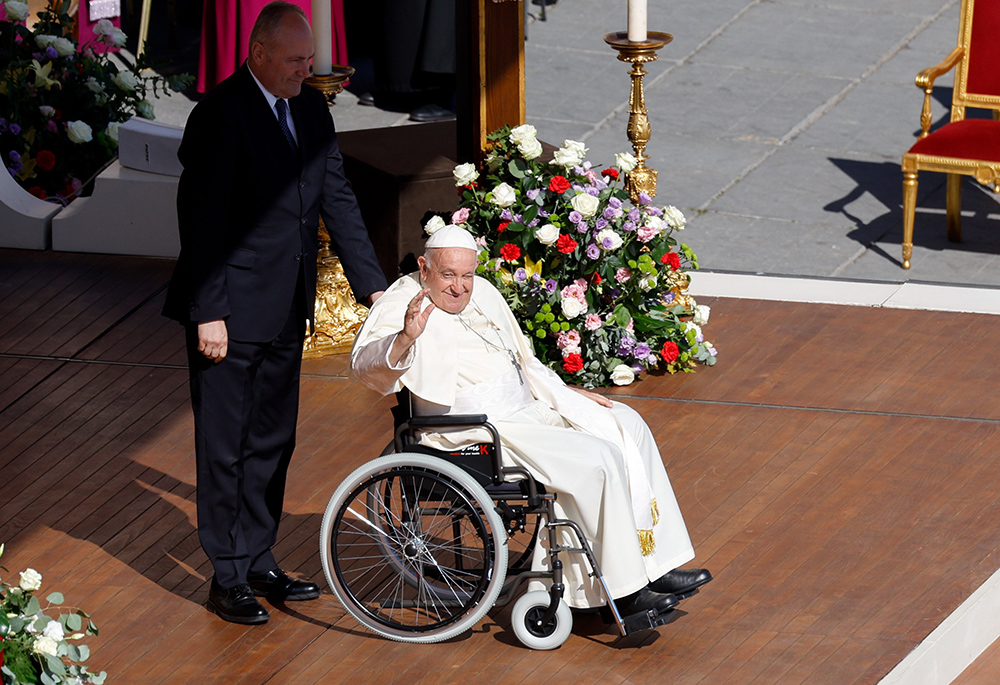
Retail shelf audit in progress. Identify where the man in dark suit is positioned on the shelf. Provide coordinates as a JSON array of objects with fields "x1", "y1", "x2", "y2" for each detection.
[{"x1": 163, "y1": 1, "x2": 387, "y2": 625}]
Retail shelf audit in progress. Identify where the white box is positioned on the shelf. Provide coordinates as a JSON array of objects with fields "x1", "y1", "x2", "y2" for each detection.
[{"x1": 117, "y1": 117, "x2": 184, "y2": 177}]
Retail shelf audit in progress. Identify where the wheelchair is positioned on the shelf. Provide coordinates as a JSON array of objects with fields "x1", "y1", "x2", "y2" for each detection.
[{"x1": 319, "y1": 390, "x2": 679, "y2": 649}]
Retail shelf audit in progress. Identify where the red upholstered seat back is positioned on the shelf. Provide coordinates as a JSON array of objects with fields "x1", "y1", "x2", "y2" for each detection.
[{"x1": 965, "y1": 0, "x2": 1000, "y2": 97}]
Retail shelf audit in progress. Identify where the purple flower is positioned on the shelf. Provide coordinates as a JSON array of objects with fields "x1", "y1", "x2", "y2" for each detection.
[
  {"x1": 568, "y1": 210, "x2": 582, "y2": 223},
  {"x1": 634, "y1": 342, "x2": 651, "y2": 358},
  {"x1": 709, "y1": 346, "x2": 718, "y2": 357},
  {"x1": 586, "y1": 243, "x2": 600, "y2": 259},
  {"x1": 526, "y1": 188, "x2": 540, "y2": 201},
  {"x1": 32, "y1": 51, "x2": 44, "y2": 61},
  {"x1": 647, "y1": 205, "x2": 663, "y2": 216},
  {"x1": 631, "y1": 362, "x2": 646, "y2": 375},
  {"x1": 45, "y1": 46, "x2": 58, "y2": 60},
  {"x1": 603, "y1": 206, "x2": 620, "y2": 220},
  {"x1": 531, "y1": 273, "x2": 541, "y2": 282},
  {"x1": 6, "y1": 167, "x2": 17, "y2": 177},
  {"x1": 538, "y1": 209, "x2": 550, "y2": 217},
  {"x1": 513, "y1": 213, "x2": 523, "y2": 223},
  {"x1": 638, "y1": 192, "x2": 652, "y2": 205},
  {"x1": 586, "y1": 187, "x2": 599, "y2": 197},
  {"x1": 622, "y1": 221, "x2": 635, "y2": 232},
  {"x1": 528, "y1": 218, "x2": 539, "y2": 227},
  {"x1": 544, "y1": 279, "x2": 558, "y2": 293},
  {"x1": 9, "y1": 124, "x2": 21, "y2": 136},
  {"x1": 618, "y1": 336, "x2": 636, "y2": 355},
  {"x1": 576, "y1": 221, "x2": 589, "y2": 234},
  {"x1": 9, "y1": 161, "x2": 22, "y2": 174},
  {"x1": 514, "y1": 268, "x2": 527, "y2": 282},
  {"x1": 663, "y1": 291, "x2": 675, "y2": 304},
  {"x1": 600, "y1": 236, "x2": 615, "y2": 249},
  {"x1": 45, "y1": 120, "x2": 58, "y2": 133},
  {"x1": 595, "y1": 218, "x2": 609, "y2": 230},
  {"x1": 608, "y1": 197, "x2": 622, "y2": 209},
  {"x1": 610, "y1": 287, "x2": 622, "y2": 298},
  {"x1": 593, "y1": 179, "x2": 608, "y2": 191},
  {"x1": 8, "y1": 151, "x2": 20, "y2": 162},
  {"x1": 500, "y1": 209, "x2": 513, "y2": 221},
  {"x1": 628, "y1": 208, "x2": 640, "y2": 222}
]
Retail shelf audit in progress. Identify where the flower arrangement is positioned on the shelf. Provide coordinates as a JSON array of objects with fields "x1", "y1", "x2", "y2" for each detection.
[
  {"x1": 427, "y1": 124, "x2": 717, "y2": 387},
  {"x1": 0, "y1": 544, "x2": 107, "y2": 685},
  {"x1": 0, "y1": 0, "x2": 191, "y2": 203}
]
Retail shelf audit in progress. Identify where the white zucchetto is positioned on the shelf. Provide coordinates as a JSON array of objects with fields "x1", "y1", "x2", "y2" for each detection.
[{"x1": 425, "y1": 224, "x2": 478, "y2": 251}]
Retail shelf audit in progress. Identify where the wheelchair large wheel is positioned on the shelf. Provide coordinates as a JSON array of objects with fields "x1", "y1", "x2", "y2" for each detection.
[{"x1": 320, "y1": 453, "x2": 508, "y2": 643}]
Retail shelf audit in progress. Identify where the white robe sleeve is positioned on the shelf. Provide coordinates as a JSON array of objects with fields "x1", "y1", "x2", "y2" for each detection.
[{"x1": 350, "y1": 333, "x2": 415, "y2": 396}]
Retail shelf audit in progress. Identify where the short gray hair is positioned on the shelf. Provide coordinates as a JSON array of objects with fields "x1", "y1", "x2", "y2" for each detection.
[{"x1": 249, "y1": 1, "x2": 307, "y2": 52}]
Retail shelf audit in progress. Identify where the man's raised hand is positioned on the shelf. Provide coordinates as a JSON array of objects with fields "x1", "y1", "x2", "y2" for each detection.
[{"x1": 389, "y1": 289, "x2": 435, "y2": 366}]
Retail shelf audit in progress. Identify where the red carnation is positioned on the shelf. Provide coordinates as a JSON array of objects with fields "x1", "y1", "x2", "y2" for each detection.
[
  {"x1": 661, "y1": 252, "x2": 681, "y2": 271},
  {"x1": 499, "y1": 243, "x2": 521, "y2": 261},
  {"x1": 562, "y1": 353, "x2": 584, "y2": 374},
  {"x1": 27, "y1": 186, "x2": 46, "y2": 200},
  {"x1": 497, "y1": 221, "x2": 510, "y2": 233},
  {"x1": 556, "y1": 234, "x2": 577, "y2": 254},
  {"x1": 602, "y1": 168, "x2": 620, "y2": 180},
  {"x1": 36, "y1": 150, "x2": 56, "y2": 171},
  {"x1": 590, "y1": 272, "x2": 602, "y2": 285},
  {"x1": 548, "y1": 175, "x2": 571, "y2": 194},
  {"x1": 661, "y1": 341, "x2": 680, "y2": 363}
]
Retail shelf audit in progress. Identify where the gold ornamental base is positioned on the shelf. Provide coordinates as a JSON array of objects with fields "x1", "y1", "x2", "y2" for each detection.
[
  {"x1": 304, "y1": 65, "x2": 355, "y2": 106},
  {"x1": 604, "y1": 31, "x2": 673, "y2": 206}
]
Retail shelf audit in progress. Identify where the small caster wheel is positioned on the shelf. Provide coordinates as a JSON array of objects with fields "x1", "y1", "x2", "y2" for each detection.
[{"x1": 511, "y1": 591, "x2": 573, "y2": 650}]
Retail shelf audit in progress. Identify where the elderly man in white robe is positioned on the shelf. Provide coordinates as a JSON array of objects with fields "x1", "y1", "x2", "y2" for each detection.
[{"x1": 350, "y1": 225, "x2": 711, "y2": 618}]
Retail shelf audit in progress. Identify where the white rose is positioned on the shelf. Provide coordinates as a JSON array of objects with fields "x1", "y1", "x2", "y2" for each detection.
[
  {"x1": 52, "y1": 36, "x2": 75, "y2": 56},
  {"x1": 85, "y1": 77, "x2": 104, "y2": 93},
  {"x1": 519, "y1": 137, "x2": 543, "y2": 160},
  {"x1": 112, "y1": 70, "x2": 138, "y2": 91},
  {"x1": 19, "y1": 568, "x2": 42, "y2": 591},
  {"x1": 595, "y1": 228, "x2": 623, "y2": 251},
  {"x1": 66, "y1": 120, "x2": 93, "y2": 143},
  {"x1": 107, "y1": 27, "x2": 127, "y2": 48},
  {"x1": 33, "y1": 635, "x2": 59, "y2": 657},
  {"x1": 508, "y1": 124, "x2": 537, "y2": 146},
  {"x1": 106, "y1": 121, "x2": 121, "y2": 143},
  {"x1": 453, "y1": 162, "x2": 478, "y2": 187},
  {"x1": 136, "y1": 99, "x2": 155, "y2": 119},
  {"x1": 663, "y1": 205, "x2": 686, "y2": 230},
  {"x1": 693, "y1": 304, "x2": 710, "y2": 326},
  {"x1": 615, "y1": 152, "x2": 638, "y2": 173},
  {"x1": 4, "y1": 0, "x2": 29, "y2": 21},
  {"x1": 42, "y1": 620, "x2": 65, "y2": 642},
  {"x1": 645, "y1": 215, "x2": 663, "y2": 232},
  {"x1": 639, "y1": 274, "x2": 657, "y2": 291},
  {"x1": 561, "y1": 297, "x2": 585, "y2": 319},
  {"x1": 684, "y1": 321, "x2": 703, "y2": 342},
  {"x1": 39, "y1": 105, "x2": 55, "y2": 117},
  {"x1": 424, "y1": 215, "x2": 446, "y2": 235},
  {"x1": 558, "y1": 139, "x2": 587, "y2": 166},
  {"x1": 94, "y1": 18, "x2": 114, "y2": 35},
  {"x1": 610, "y1": 364, "x2": 635, "y2": 386},
  {"x1": 570, "y1": 192, "x2": 600, "y2": 219},
  {"x1": 535, "y1": 223, "x2": 559, "y2": 245},
  {"x1": 34, "y1": 34, "x2": 58, "y2": 49},
  {"x1": 490, "y1": 182, "x2": 516, "y2": 208}
]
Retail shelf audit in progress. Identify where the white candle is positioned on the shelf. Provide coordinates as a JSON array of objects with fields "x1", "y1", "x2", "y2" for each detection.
[
  {"x1": 312, "y1": 0, "x2": 333, "y2": 75},
  {"x1": 627, "y1": 0, "x2": 647, "y2": 42}
]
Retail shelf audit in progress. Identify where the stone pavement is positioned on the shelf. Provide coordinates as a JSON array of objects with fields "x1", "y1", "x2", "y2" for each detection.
[{"x1": 150, "y1": 0, "x2": 1000, "y2": 287}]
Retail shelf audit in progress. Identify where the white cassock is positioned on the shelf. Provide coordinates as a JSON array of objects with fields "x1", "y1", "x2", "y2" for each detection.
[{"x1": 350, "y1": 273, "x2": 695, "y2": 608}]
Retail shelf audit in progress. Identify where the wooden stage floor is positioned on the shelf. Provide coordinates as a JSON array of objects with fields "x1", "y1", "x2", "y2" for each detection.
[{"x1": 2, "y1": 248, "x2": 1000, "y2": 683}]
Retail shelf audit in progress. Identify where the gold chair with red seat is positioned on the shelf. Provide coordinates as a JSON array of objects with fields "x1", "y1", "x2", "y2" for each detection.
[{"x1": 901, "y1": 0, "x2": 1000, "y2": 269}]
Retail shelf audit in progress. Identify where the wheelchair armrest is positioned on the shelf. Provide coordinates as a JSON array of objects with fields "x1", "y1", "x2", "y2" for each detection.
[{"x1": 406, "y1": 414, "x2": 489, "y2": 428}]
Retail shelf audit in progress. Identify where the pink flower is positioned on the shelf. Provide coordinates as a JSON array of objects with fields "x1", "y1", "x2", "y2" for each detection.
[
  {"x1": 560, "y1": 283, "x2": 587, "y2": 305},
  {"x1": 556, "y1": 329, "x2": 581, "y2": 350},
  {"x1": 452, "y1": 207, "x2": 470, "y2": 224},
  {"x1": 615, "y1": 268, "x2": 631, "y2": 284},
  {"x1": 585, "y1": 314, "x2": 602, "y2": 331},
  {"x1": 637, "y1": 225, "x2": 658, "y2": 242},
  {"x1": 574, "y1": 277, "x2": 588, "y2": 290}
]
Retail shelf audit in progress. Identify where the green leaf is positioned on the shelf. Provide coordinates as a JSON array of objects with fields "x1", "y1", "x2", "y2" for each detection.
[
  {"x1": 66, "y1": 612, "x2": 82, "y2": 631},
  {"x1": 613, "y1": 305, "x2": 631, "y2": 328},
  {"x1": 508, "y1": 158, "x2": 528, "y2": 179},
  {"x1": 25, "y1": 595, "x2": 41, "y2": 615},
  {"x1": 77, "y1": 644, "x2": 90, "y2": 662},
  {"x1": 46, "y1": 592, "x2": 63, "y2": 605},
  {"x1": 45, "y1": 653, "x2": 67, "y2": 675},
  {"x1": 522, "y1": 204, "x2": 538, "y2": 224}
]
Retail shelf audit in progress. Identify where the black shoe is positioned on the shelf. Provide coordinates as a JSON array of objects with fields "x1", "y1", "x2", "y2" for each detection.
[
  {"x1": 648, "y1": 568, "x2": 713, "y2": 597},
  {"x1": 207, "y1": 579, "x2": 270, "y2": 624},
  {"x1": 357, "y1": 91, "x2": 375, "y2": 107},
  {"x1": 247, "y1": 568, "x2": 321, "y2": 601},
  {"x1": 615, "y1": 588, "x2": 678, "y2": 617},
  {"x1": 409, "y1": 104, "x2": 456, "y2": 123},
  {"x1": 532, "y1": 0, "x2": 557, "y2": 5}
]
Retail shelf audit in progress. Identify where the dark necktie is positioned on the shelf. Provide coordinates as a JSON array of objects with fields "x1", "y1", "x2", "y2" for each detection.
[{"x1": 275, "y1": 98, "x2": 297, "y2": 151}]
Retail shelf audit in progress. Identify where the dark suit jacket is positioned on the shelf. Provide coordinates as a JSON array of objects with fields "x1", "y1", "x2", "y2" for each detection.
[{"x1": 163, "y1": 63, "x2": 387, "y2": 342}]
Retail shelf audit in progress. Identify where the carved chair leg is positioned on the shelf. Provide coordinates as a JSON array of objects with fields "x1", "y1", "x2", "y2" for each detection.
[
  {"x1": 901, "y1": 169, "x2": 918, "y2": 269},
  {"x1": 946, "y1": 173, "x2": 962, "y2": 243}
]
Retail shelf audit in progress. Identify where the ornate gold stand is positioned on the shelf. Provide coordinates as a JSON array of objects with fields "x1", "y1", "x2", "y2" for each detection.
[
  {"x1": 302, "y1": 65, "x2": 368, "y2": 359},
  {"x1": 304, "y1": 65, "x2": 355, "y2": 105},
  {"x1": 603, "y1": 31, "x2": 673, "y2": 205}
]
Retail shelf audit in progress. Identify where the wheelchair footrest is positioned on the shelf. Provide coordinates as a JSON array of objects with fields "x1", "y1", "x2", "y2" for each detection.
[{"x1": 621, "y1": 606, "x2": 675, "y2": 635}]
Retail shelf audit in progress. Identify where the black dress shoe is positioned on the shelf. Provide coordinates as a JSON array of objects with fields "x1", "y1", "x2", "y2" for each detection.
[
  {"x1": 247, "y1": 568, "x2": 321, "y2": 601},
  {"x1": 208, "y1": 579, "x2": 270, "y2": 624},
  {"x1": 357, "y1": 91, "x2": 375, "y2": 107},
  {"x1": 648, "y1": 568, "x2": 713, "y2": 597},
  {"x1": 615, "y1": 588, "x2": 678, "y2": 617},
  {"x1": 409, "y1": 104, "x2": 456, "y2": 123}
]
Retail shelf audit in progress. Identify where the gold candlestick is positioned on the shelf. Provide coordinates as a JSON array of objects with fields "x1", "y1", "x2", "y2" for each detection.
[
  {"x1": 603, "y1": 31, "x2": 672, "y2": 205},
  {"x1": 304, "y1": 64, "x2": 355, "y2": 105},
  {"x1": 303, "y1": 63, "x2": 368, "y2": 359}
]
